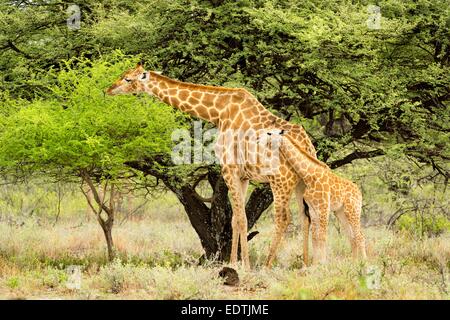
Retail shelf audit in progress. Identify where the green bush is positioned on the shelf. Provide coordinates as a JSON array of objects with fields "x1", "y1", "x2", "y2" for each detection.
[
  {"x1": 0, "y1": 52, "x2": 180, "y2": 180},
  {"x1": 6, "y1": 276, "x2": 20, "y2": 289},
  {"x1": 397, "y1": 213, "x2": 450, "y2": 237}
]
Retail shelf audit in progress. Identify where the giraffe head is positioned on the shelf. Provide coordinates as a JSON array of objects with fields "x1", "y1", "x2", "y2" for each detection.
[{"x1": 106, "y1": 62, "x2": 148, "y2": 95}]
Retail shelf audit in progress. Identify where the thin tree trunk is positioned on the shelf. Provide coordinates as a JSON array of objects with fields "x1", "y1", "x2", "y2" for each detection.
[
  {"x1": 80, "y1": 172, "x2": 116, "y2": 262},
  {"x1": 101, "y1": 222, "x2": 115, "y2": 261}
]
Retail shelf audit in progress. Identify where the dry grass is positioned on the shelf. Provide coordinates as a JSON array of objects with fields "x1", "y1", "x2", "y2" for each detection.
[{"x1": 0, "y1": 200, "x2": 448, "y2": 300}]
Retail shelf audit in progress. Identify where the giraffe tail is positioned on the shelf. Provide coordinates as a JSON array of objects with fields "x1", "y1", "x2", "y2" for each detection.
[
  {"x1": 302, "y1": 199, "x2": 311, "y2": 266},
  {"x1": 303, "y1": 199, "x2": 311, "y2": 223}
]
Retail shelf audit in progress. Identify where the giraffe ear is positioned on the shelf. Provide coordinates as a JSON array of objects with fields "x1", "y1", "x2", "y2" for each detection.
[{"x1": 136, "y1": 61, "x2": 144, "y2": 69}]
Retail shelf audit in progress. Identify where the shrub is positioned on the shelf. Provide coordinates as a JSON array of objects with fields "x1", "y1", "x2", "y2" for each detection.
[{"x1": 397, "y1": 213, "x2": 450, "y2": 237}]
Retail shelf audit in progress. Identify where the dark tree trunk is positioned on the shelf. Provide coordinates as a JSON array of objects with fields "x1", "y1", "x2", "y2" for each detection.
[
  {"x1": 125, "y1": 160, "x2": 274, "y2": 262},
  {"x1": 175, "y1": 178, "x2": 274, "y2": 261},
  {"x1": 176, "y1": 168, "x2": 274, "y2": 262}
]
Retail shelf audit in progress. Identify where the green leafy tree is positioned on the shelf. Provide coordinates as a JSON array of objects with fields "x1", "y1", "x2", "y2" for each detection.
[{"x1": 0, "y1": 53, "x2": 179, "y2": 259}]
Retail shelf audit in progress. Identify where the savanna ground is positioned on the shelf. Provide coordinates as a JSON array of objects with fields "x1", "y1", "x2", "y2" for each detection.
[{"x1": 0, "y1": 158, "x2": 448, "y2": 300}]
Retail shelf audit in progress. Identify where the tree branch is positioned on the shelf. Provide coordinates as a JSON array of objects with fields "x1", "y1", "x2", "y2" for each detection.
[
  {"x1": 5, "y1": 40, "x2": 34, "y2": 59},
  {"x1": 329, "y1": 149, "x2": 385, "y2": 169},
  {"x1": 80, "y1": 170, "x2": 112, "y2": 215}
]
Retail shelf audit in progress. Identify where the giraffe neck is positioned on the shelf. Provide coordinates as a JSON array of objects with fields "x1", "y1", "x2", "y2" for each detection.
[
  {"x1": 144, "y1": 72, "x2": 237, "y2": 125},
  {"x1": 281, "y1": 138, "x2": 328, "y2": 185}
]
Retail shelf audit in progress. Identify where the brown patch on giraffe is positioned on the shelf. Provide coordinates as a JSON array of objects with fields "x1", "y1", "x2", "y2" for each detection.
[
  {"x1": 191, "y1": 91, "x2": 203, "y2": 100},
  {"x1": 208, "y1": 108, "x2": 219, "y2": 120},
  {"x1": 228, "y1": 103, "x2": 240, "y2": 117},
  {"x1": 178, "y1": 90, "x2": 190, "y2": 101},
  {"x1": 240, "y1": 98, "x2": 255, "y2": 110},
  {"x1": 129, "y1": 80, "x2": 142, "y2": 90},
  {"x1": 188, "y1": 97, "x2": 200, "y2": 105},
  {"x1": 159, "y1": 82, "x2": 168, "y2": 90},
  {"x1": 215, "y1": 94, "x2": 231, "y2": 108},
  {"x1": 168, "y1": 88, "x2": 178, "y2": 96},
  {"x1": 170, "y1": 97, "x2": 181, "y2": 106},
  {"x1": 261, "y1": 114, "x2": 275, "y2": 124},
  {"x1": 162, "y1": 96, "x2": 171, "y2": 104},
  {"x1": 202, "y1": 93, "x2": 216, "y2": 106},
  {"x1": 221, "y1": 119, "x2": 232, "y2": 129},
  {"x1": 196, "y1": 106, "x2": 209, "y2": 119},
  {"x1": 178, "y1": 103, "x2": 188, "y2": 111},
  {"x1": 239, "y1": 120, "x2": 252, "y2": 131},
  {"x1": 233, "y1": 112, "x2": 244, "y2": 127},
  {"x1": 242, "y1": 108, "x2": 257, "y2": 119},
  {"x1": 241, "y1": 100, "x2": 254, "y2": 111},
  {"x1": 153, "y1": 87, "x2": 161, "y2": 96}
]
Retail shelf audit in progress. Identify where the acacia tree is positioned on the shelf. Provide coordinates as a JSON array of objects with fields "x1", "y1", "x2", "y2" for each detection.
[{"x1": 0, "y1": 55, "x2": 179, "y2": 260}]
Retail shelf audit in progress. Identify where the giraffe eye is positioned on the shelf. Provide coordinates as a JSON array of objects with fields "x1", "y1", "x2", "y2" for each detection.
[{"x1": 124, "y1": 78, "x2": 132, "y2": 83}]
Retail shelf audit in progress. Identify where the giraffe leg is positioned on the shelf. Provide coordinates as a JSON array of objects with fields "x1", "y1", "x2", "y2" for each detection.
[
  {"x1": 308, "y1": 202, "x2": 329, "y2": 265},
  {"x1": 295, "y1": 182, "x2": 310, "y2": 267},
  {"x1": 238, "y1": 179, "x2": 250, "y2": 267},
  {"x1": 344, "y1": 201, "x2": 367, "y2": 260},
  {"x1": 223, "y1": 169, "x2": 250, "y2": 268},
  {"x1": 230, "y1": 214, "x2": 239, "y2": 265},
  {"x1": 302, "y1": 211, "x2": 310, "y2": 266},
  {"x1": 335, "y1": 206, "x2": 356, "y2": 258},
  {"x1": 265, "y1": 183, "x2": 295, "y2": 268}
]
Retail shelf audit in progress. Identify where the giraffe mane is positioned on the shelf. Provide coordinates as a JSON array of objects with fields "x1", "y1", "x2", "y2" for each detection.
[{"x1": 149, "y1": 71, "x2": 247, "y2": 93}]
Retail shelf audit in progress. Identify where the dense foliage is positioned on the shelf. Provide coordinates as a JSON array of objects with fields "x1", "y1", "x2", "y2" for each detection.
[
  {"x1": 1, "y1": 0, "x2": 448, "y2": 178},
  {"x1": 0, "y1": 54, "x2": 179, "y2": 181}
]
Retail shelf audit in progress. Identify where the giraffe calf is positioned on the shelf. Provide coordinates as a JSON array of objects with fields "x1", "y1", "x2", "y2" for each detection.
[{"x1": 278, "y1": 134, "x2": 367, "y2": 265}]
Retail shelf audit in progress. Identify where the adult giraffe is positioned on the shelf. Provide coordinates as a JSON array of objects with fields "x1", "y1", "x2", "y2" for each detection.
[{"x1": 106, "y1": 63, "x2": 321, "y2": 268}]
